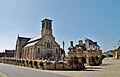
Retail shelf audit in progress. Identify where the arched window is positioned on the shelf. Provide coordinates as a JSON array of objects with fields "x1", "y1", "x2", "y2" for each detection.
[
  {"x1": 46, "y1": 22, "x2": 49, "y2": 29},
  {"x1": 56, "y1": 49, "x2": 57, "y2": 54},
  {"x1": 42, "y1": 23, "x2": 45, "y2": 29},
  {"x1": 48, "y1": 22, "x2": 51, "y2": 29},
  {"x1": 51, "y1": 42, "x2": 52, "y2": 48},
  {"x1": 47, "y1": 43, "x2": 50, "y2": 48},
  {"x1": 38, "y1": 48, "x2": 40, "y2": 54}
]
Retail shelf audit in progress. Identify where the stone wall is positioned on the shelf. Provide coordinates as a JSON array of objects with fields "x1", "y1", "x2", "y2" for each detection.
[{"x1": 0, "y1": 58, "x2": 85, "y2": 70}]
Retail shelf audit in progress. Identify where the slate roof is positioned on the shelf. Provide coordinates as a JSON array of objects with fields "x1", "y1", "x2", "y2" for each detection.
[
  {"x1": 18, "y1": 36, "x2": 31, "y2": 43},
  {"x1": 25, "y1": 41, "x2": 39, "y2": 47},
  {"x1": 25, "y1": 34, "x2": 41, "y2": 47},
  {"x1": 19, "y1": 37, "x2": 31, "y2": 40}
]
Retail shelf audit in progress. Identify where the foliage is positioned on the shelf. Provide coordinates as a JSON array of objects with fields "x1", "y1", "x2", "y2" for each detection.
[
  {"x1": 39, "y1": 61, "x2": 44, "y2": 67},
  {"x1": 47, "y1": 53, "x2": 52, "y2": 58},
  {"x1": 67, "y1": 56, "x2": 80, "y2": 66},
  {"x1": 34, "y1": 61, "x2": 38, "y2": 66}
]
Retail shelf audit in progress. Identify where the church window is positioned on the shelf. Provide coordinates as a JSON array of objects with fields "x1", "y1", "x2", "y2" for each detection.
[
  {"x1": 42, "y1": 23, "x2": 45, "y2": 29},
  {"x1": 47, "y1": 43, "x2": 50, "y2": 48},
  {"x1": 38, "y1": 48, "x2": 40, "y2": 54},
  {"x1": 48, "y1": 22, "x2": 51, "y2": 29},
  {"x1": 45, "y1": 42, "x2": 47, "y2": 48},
  {"x1": 46, "y1": 22, "x2": 49, "y2": 29},
  {"x1": 51, "y1": 42, "x2": 52, "y2": 48},
  {"x1": 56, "y1": 49, "x2": 57, "y2": 54}
]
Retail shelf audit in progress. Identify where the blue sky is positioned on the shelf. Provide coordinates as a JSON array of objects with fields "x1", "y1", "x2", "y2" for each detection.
[{"x1": 0, "y1": 0, "x2": 120, "y2": 52}]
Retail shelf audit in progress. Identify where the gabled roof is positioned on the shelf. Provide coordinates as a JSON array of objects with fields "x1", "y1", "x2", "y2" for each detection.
[{"x1": 17, "y1": 35, "x2": 31, "y2": 43}]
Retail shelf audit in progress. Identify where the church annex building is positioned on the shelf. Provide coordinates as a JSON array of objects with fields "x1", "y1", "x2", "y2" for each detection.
[{"x1": 16, "y1": 19, "x2": 64, "y2": 60}]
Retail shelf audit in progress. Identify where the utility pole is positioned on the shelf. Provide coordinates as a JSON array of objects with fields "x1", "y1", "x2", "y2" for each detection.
[
  {"x1": 62, "y1": 41, "x2": 65, "y2": 61},
  {"x1": 63, "y1": 41, "x2": 65, "y2": 51}
]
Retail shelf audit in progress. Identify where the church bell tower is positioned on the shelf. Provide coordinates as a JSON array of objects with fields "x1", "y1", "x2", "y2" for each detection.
[{"x1": 41, "y1": 19, "x2": 52, "y2": 36}]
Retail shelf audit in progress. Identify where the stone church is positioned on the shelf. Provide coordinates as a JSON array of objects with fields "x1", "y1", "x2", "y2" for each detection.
[{"x1": 16, "y1": 19, "x2": 63, "y2": 59}]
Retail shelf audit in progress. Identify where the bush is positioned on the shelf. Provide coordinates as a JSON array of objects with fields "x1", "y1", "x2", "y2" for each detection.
[
  {"x1": 34, "y1": 61, "x2": 38, "y2": 69},
  {"x1": 39, "y1": 61, "x2": 44, "y2": 69}
]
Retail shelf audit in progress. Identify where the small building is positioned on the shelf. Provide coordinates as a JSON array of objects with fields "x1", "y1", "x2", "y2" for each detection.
[
  {"x1": 75, "y1": 38, "x2": 100, "y2": 51},
  {"x1": 0, "y1": 52, "x2": 5, "y2": 57},
  {"x1": 5, "y1": 49, "x2": 16, "y2": 58},
  {"x1": 84, "y1": 38, "x2": 100, "y2": 50},
  {"x1": 114, "y1": 46, "x2": 120, "y2": 59},
  {"x1": 104, "y1": 50, "x2": 113, "y2": 57}
]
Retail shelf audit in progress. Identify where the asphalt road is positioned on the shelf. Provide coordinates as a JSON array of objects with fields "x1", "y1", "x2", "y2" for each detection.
[{"x1": 0, "y1": 63, "x2": 70, "y2": 77}]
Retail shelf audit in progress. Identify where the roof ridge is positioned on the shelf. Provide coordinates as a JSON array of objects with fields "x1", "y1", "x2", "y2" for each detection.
[{"x1": 19, "y1": 36, "x2": 31, "y2": 39}]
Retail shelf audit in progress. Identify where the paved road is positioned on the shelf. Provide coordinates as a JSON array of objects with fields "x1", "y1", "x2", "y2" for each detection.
[{"x1": 0, "y1": 63, "x2": 70, "y2": 77}]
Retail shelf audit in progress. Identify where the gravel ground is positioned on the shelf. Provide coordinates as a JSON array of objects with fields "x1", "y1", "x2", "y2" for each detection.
[
  {"x1": 44, "y1": 58, "x2": 120, "y2": 77},
  {"x1": 0, "y1": 72, "x2": 7, "y2": 77}
]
